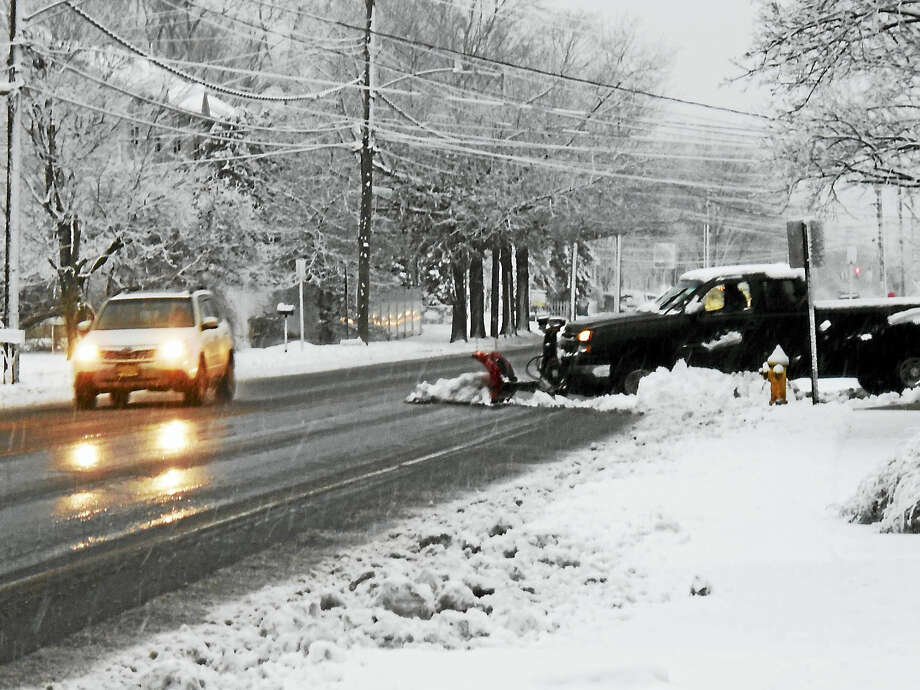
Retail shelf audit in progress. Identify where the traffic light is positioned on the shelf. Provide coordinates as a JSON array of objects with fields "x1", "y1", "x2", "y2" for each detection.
[{"x1": 853, "y1": 265, "x2": 861, "y2": 278}]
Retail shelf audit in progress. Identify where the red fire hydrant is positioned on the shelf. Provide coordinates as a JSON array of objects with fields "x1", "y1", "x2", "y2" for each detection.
[{"x1": 759, "y1": 345, "x2": 789, "y2": 405}]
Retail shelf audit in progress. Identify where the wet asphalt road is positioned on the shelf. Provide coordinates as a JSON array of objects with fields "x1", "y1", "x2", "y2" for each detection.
[{"x1": 0, "y1": 346, "x2": 634, "y2": 661}]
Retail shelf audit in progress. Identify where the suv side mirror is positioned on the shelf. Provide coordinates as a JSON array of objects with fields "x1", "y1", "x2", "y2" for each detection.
[
  {"x1": 77, "y1": 319, "x2": 92, "y2": 335},
  {"x1": 201, "y1": 316, "x2": 219, "y2": 330}
]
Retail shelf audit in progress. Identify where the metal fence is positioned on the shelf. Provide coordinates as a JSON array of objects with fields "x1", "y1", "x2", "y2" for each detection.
[{"x1": 369, "y1": 288, "x2": 423, "y2": 340}]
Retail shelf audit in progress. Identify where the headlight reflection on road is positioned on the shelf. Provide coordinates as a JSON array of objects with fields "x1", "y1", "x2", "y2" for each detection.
[
  {"x1": 149, "y1": 466, "x2": 203, "y2": 498},
  {"x1": 155, "y1": 419, "x2": 194, "y2": 454},
  {"x1": 70, "y1": 441, "x2": 100, "y2": 470},
  {"x1": 55, "y1": 490, "x2": 104, "y2": 521}
]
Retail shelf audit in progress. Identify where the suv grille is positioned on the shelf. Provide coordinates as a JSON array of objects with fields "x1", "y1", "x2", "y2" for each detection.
[{"x1": 101, "y1": 348, "x2": 156, "y2": 361}]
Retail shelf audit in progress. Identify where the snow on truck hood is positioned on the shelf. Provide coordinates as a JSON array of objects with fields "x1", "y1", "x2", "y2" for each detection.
[{"x1": 564, "y1": 309, "x2": 665, "y2": 332}]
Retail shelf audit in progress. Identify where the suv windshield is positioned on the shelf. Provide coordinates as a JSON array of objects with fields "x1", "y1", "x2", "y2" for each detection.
[
  {"x1": 95, "y1": 298, "x2": 194, "y2": 330},
  {"x1": 655, "y1": 280, "x2": 701, "y2": 313}
]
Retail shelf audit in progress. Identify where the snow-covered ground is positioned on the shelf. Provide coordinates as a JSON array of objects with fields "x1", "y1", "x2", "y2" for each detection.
[
  {"x1": 0, "y1": 325, "x2": 539, "y2": 411},
  {"x1": 12, "y1": 357, "x2": 920, "y2": 689}
]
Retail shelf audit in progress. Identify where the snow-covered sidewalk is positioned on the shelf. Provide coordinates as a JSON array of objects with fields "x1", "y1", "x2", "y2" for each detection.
[
  {"x1": 0, "y1": 325, "x2": 539, "y2": 411},
  {"x1": 13, "y1": 364, "x2": 920, "y2": 689}
]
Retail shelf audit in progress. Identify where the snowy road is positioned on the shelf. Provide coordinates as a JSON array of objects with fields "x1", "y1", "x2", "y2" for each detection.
[{"x1": 0, "y1": 347, "x2": 633, "y2": 661}]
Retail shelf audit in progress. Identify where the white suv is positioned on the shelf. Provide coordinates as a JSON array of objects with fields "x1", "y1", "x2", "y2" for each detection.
[{"x1": 72, "y1": 290, "x2": 235, "y2": 409}]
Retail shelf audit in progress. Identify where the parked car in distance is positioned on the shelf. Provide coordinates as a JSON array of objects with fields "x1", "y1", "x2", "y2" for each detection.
[
  {"x1": 559, "y1": 263, "x2": 920, "y2": 395},
  {"x1": 72, "y1": 290, "x2": 235, "y2": 409},
  {"x1": 600, "y1": 290, "x2": 659, "y2": 313}
]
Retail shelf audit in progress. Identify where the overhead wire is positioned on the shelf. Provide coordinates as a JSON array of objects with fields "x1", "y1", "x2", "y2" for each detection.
[
  {"x1": 36, "y1": 1, "x2": 784, "y2": 222},
  {"x1": 36, "y1": 52, "x2": 356, "y2": 138},
  {"x1": 61, "y1": 1, "x2": 363, "y2": 103},
  {"x1": 231, "y1": 0, "x2": 772, "y2": 120},
  {"x1": 24, "y1": 85, "x2": 348, "y2": 154}
]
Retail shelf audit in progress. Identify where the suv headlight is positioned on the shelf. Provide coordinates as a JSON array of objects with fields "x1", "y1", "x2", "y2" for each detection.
[
  {"x1": 158, "y1": 340, "x2": 186, "y2": 362},
  {"x1": 576, "y1": 329, "x2": 593, "y2": 343},
  {"x1": 74, "y1": 341, "x2": 99, "y2": 363}
]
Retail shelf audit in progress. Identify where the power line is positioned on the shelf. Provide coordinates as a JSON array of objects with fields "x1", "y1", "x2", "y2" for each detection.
[
  {"x1": 24, "y1": 85, "x2": 344, "y2": 154},
  {"x1": 231, "y1": 0, "x2": 773, "y2": 120},
  {"x1": 375, "y1": 129, "x2": 781, "y2": 194},
  {"x1": 61, "y1": 1, "x2": 362, "y2": 103},
  {"x1": 370, "y1": 59, "x2": 768, "y2": 139}
]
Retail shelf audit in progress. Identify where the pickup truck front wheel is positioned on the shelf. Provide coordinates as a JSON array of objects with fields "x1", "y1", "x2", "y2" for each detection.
[{"x1": 620, "y1": 368, "x2": 652, "y2": 395}]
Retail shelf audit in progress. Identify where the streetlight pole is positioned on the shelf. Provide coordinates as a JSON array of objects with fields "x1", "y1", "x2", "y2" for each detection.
[
  {"x1": 356, "y1": 0, "x2": 375, "y2": 344},
  {"x1": 3, "y1": 0, "x2": 23, "y2": 383}
]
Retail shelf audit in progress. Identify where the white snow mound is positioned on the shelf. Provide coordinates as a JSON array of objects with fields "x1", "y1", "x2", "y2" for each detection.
[
  {"x1": 405, "y1": 372, "x2": 491, "y2": 405},
  {"x1": 407, "y1": 360, "x2": 770, "y2": 419},
  {"x1": 844, "y1": 432, "x2": 920, "y2": 532}
]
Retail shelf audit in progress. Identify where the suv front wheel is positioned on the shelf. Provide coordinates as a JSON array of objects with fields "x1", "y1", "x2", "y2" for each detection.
[
  {"x1": 216, "y1": 354, "x2": 235, "y2": 403},
  {"x1": 184, "y1": 357, "x2": 208, "y2": 406},
  {"x1": 75, "y1": 385, "x2": 96, "y2": 410}
]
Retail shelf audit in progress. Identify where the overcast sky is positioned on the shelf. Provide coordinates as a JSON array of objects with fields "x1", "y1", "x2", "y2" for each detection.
[{"x1": 548, "y1": 0, "x2": 764, "y2": 113}]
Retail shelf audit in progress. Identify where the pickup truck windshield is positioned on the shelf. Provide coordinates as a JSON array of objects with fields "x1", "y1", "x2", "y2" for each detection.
[{"x1": 656, "y1": 280, "x2": 701, "y2": 313}]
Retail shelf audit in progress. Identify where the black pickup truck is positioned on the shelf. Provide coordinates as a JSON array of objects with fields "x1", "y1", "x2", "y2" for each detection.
[{"x1": 559, "y1": 263, "x2": 920, "y2": 395}]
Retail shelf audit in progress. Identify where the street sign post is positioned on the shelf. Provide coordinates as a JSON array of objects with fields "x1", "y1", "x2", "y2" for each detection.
[{"x1": 787, "y1": 220, "x2": 820, "y2": 404}]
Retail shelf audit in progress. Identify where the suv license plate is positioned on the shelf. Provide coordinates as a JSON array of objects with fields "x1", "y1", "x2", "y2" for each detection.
[{"x1": 116, "y1": 364, "x2": 140, "y2": 378}]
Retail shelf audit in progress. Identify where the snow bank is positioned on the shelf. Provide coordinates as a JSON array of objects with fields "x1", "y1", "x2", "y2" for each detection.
[
  {"x1": 44, "y1": 426, "x2": 678, "y2": 690},
  {"x1": 843, "y1": 434, "x2": 920, "y2": 533},
  {"x1": 18, "y1": 361, "x2": 920, "y2": 689},
  {"x1": 0, "y1": 352, "x2": 74, "y2": 410},
  {"x1": 407, "y1": 360, "x2": 772, "y2": 423}
]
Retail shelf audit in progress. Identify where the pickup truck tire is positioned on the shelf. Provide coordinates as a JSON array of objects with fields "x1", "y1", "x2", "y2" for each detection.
[
  {"x1": 895, "y1": 356, "x2": 920, "y2": 391},
  {"x1": 857, "y1": 355, "x2": 920, "y2": 395},
  {"x1": 110, "y1": 390, "x2": 130, "y2": 409},
  {"x1": 621, "y1": 368, "x2": 651, "y2": 396}
]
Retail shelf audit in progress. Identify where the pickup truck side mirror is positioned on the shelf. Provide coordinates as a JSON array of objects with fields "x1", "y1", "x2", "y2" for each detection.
[
  {"x1": 683, "y1": 299, "x2": 703, "y2": 316},
  {"x1": 77, "y1": 319, "x2": 92, "y2": 335},
  {"x1": 201, "y1": 316, "x2": 219, "y2": 330}
]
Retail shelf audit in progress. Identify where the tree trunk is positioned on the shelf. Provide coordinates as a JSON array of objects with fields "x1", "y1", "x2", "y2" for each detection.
[
  {"x1": 450, "y1": 255, "x2": 468, "y2": 343},
  {"x1": 56, "y1": 216, "x2": 82, "y2": 359},
  {"x1": 500, "y1": 242, "x2": 514, "y2": 336},
  {"x1": 60, "y1": 270, "x2": 80, "y2": 359},
  {"x1": 489, "y1": 241, "x2": 500, "y2": 338},
  {"x1": 515, "y1": 244, "x2": 530, "y2": 332},
  {"x1": 468, "y1": 251, "x2": 486, "y2": 339}
]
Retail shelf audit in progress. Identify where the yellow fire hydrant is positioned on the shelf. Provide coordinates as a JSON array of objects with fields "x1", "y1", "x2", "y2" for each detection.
[{"x1": 759, "y1": 345, "x2": 789, "y2": 405}]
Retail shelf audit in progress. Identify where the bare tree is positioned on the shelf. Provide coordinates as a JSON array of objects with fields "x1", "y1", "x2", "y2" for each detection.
[{"x1": 746, "y1": 0, "x2": 920, "y2": 192}]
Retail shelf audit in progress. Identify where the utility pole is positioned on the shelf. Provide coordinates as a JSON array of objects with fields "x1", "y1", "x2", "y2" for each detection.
[
  {"x1": 875, "y1": 185, "x2": 887, "y2": 295},
  {"x1": 898, "y1": 185, "x2": 905, "y2": 296},
  {"x1": 3, "y1": 0, "x2": 23, "y2": 383},
  {"x1": 356, "y1": 0, "x2": 375, "y2": 343},
  {"x1": 343, "y1": 262, "x2": 349, "y2": 339},
  {"x1": 569, "y1": 241, "x2": 578, "y2": 321},
  {"x1": 703, "y1": 195, "x2": 711, "y2": 268},
  {"x1": 613, "y1": 234, "x2": 622, "y2": 314}
]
